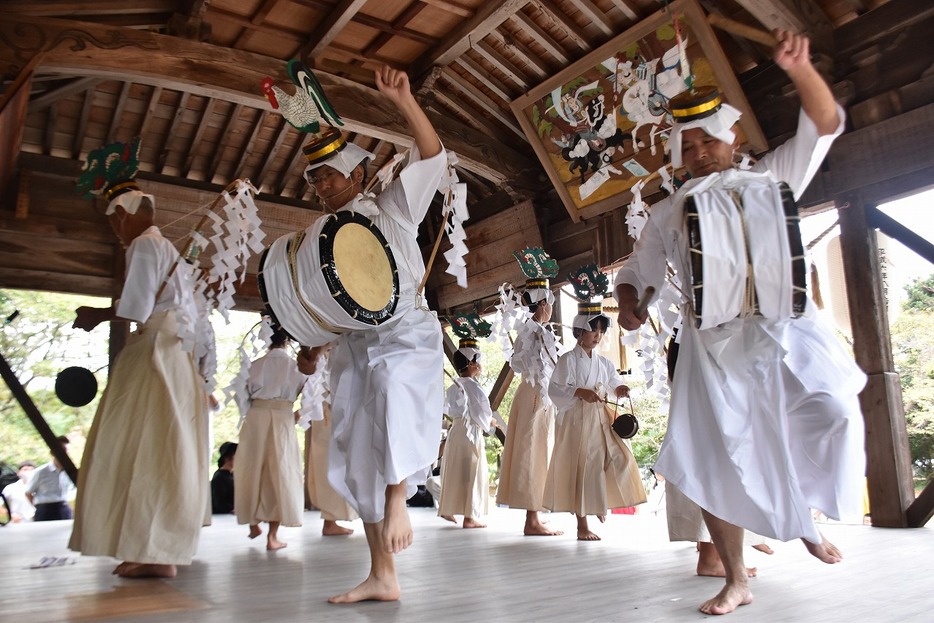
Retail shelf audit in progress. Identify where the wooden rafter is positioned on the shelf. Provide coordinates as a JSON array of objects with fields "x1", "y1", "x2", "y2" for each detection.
[
  {"x1": 471, "y1": 41, "x2": 529, "y2": 90},
  {"x1": 71, "y1": 87, "x2": 94, "y2": 160},
  {"x1": 452, "y1": 56, "x2": 513, "y2": 103},
  {"x1": 534, "y1": 0, "x2": 592, "y2": 54},
  {"x1": 410, "y1": 0, "x2": 530, "y2": 77},
  {"x1": 486, "y1": 29, "x2": 550, "y2": 80},
  {"x1": 419, "y1": 0, "x2": 472, "y2": 18},
  {"x1": 286, "y1": 0, "x2": 438, "y2": 46},
  {"x1": 733, "y1": 0, "x2": 834, "y2": 51},
  {"x1": 430, "y1": 90, "x2": 488, "y2": 134},
  {"x1": 233, "y1": 0, "x2": 278, "y2": 50},
  {"x1": 137, "y1": 85, "x2": 163, "y2": 141},
  {"x1": 365, "y1": 3, "x2": 428, "y2": 58},
  {"x1": 183, "y1": 98, "x2": 217, "y2": 177},
  {"x1": 28, "y1": 77, "x2": 101, "y2": 111},
  {"x1": 274, "y1": 139, "x2": 305, "y2": 196},
  {"x1": 570, "y1": 0, "x2": 615, "y2": 38},
  {"x1": 299, "y1": 0, "x2": 369, "y2": 61},
  {"x1": 232, "y1": 109, "x2": 267, "y2": 181},
  {"x1": 255, "y1": 118, "x2": 292, "y2": 188},
  {"x1": 2, "y1": 0, "x2": 178, "y2": 15},
  {"x1": 209, "y1": 102, "x2": 243, "y2": 182},
  {"x1": 157, "y1": 91, "x2": 191, "y2": 174},
  {"x1": 440, "y1": 68, "x2": 524, "y2": 138},
  {"x1": 106, "y1": 81, "x2": 132, "y2": 143},
  {"x1": 510, "y1": 9, "x2": 570, "y2": 65},
  {"x1": 608, "y1": 0, "x2": 639, "y2": 22},
  {"x1": 43, "y1": 102, "x2": 57, "y2": 156}
]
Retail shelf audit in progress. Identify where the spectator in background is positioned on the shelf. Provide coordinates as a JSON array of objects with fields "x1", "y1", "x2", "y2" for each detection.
[
  {"x1": 27, "y1": 436, "x2": 75, "y2": 521},
  {"x1": 2, "y1": 461, "x2": 36, "y2": 522},
  {"x1": 211, "y1": 442, "x2": 237, "y2": 514}
]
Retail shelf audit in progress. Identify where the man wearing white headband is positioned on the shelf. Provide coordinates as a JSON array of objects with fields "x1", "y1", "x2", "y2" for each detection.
[
  {"x1": 615, "y1": 31, "x2": 865, "y2": 615},
  {"x1": 301, "y1": 64, "x2": 446, "y2": 604},
  {"x1": 70, "y1": 144, "x2": 206, "y2": 579}
]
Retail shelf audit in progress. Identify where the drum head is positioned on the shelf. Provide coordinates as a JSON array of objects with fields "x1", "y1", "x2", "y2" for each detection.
[
  {"x1": 319, "y1": 211, "x2": 399, "y2": 324},
  {"x1": 612, "y1": 413, "x2": 639, "y2": 439}
]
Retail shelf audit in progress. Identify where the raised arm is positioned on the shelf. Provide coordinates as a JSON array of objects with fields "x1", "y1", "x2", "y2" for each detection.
[
  {"x1": 773, "y1": 30, "x2": 840, "y2": 136},
  {"x1": 375, "y1": 65, "x2": 442, "y2": 159}
]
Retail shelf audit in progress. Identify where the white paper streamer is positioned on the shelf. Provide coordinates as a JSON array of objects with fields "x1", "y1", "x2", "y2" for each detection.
[{"x1": 440, "y1": 152, "x2": 470, "y2": 288}]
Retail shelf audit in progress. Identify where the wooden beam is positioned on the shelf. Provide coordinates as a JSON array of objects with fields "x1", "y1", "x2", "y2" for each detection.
[
  {"x1": 866, "y1": 206, "x2": 934, "y2": 266},
  {"x1": 233, "y1": 110, "x2": 267, "y2": 181},
  {"x1": 570, "y1": 0, "x2": 615, "y2": 38},
  {"x1": 440, "y1": 69, "x2": 525, "y2": 138},
  {"x1": 836, "y1": 0, "x2": 934, "y2": 57},
  {"x1": 71, "y1": 88, "x2": 94, "y2": 160},
  {"x1": 471, "y1": 41, "x2": 529, "y2": 90},
  {"x1": 364, "y1": 2, "x2": 427, "y2": 58},
  {"x1": 209, "y1": 102, "x2": 243, "y2": 182},
  {"x1": 28, "y1": 77, "x2": 101, "y2": 111},
  {"x1": 510, "y1": 10, "x2": 569, "y2": 65},
  {"x1": 157, "y1": 91, "x2": 191, "y2": 173},
  {"x1": 453, "y1": 56, "x2": 514, "y2": 103},
  {"x1": 608, "y1": 0, "x2": 639, "y2": 22},
  {"x1": 0, "y1": 13, "x2": 536, "y2": 186},
  {"x1": 183, "y1": 98, "x2": 217, "y2": 177},
  {"x1": 419, "y1": 0, "x2": 472, "y2": 18},
  {"x1": 411, "y1": 0, "x2": 530, "y2": 77},
  {"x1": 299, "y1": 0, "x2": 369, "y2": 61},
  {"x1": 733, "y1": 0, "x2": 833, "y2": 52},
  {"x1": 233, "y1": 0, "x2": 277, "y2": 49},
  {"x1": 488, "y1": 362, "x2": 512, "y2": 443},
  {"x1": 837, "y1": 196, "x2": 916, "y2": 528},
  {"x1": 255, "y1": 118, "x2": 292, "y2": 189},
  {"x1": 137, "y1": 85, "x2": 163, "y2": 138},
  {"x1": 799, "y1": 104, "x2": 934, "y2": 208},
  {"x1": 534, "y1": 0, "x2": 592, "y2": 53},
  {"x1": 906, "y1": 479, "x2": 934, "y2": 528},
  {"x1": 106, "y1": 81, "x2": 132, "y2": 143},
  {"x1": 280, "y1": 1, "x2": 439, "y2": 46},
  {"x1": 274, "y1": 140, "x2": 306, "y2": 196},
  {"x1": 43, "y1": 104, "x2": 57, "y2": 156},
  {"x1": 486, "y1": 29, "x2": 551, "y2": 80}
]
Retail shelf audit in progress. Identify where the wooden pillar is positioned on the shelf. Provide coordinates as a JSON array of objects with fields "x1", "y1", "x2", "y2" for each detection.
[{"x1": 837, "y1": 193, "x2": 915, "y2": 528}]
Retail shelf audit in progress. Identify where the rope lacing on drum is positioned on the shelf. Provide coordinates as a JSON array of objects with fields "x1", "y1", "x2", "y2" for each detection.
[
  {"x1": 285, "y1": 229, "x2": 344, "y2": 335},
  {"x1": 731, "y1": 190, "x2": 758, "y2": 318}
]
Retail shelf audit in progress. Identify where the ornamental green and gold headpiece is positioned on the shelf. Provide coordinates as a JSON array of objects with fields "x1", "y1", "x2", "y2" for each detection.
[
  {"x1": 514, "y1": 247, "x2": 558, "y2": 305},
  {"x1": 76, "y1": 137, "x2": 154, "y2": 215},
  {"x1": 567, "y1": 263, "x2": 610, "y2": 330},
  {"x1": 448, "y1": 313, "x2": 492, "y2": 362}
]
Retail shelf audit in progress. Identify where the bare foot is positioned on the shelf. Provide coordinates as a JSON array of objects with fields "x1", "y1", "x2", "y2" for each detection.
[
  {"x1": 597, "y1": 515, "x2": 606, "y2": 523},
  {"x1": 117, "y1": 563, "x2": 178, "y2": 578},
  {"x1": 112, "y1": 562, "x2": 131, "y2": 575},
  {"x1": 577, "y1": 529, "x2": 601, "y2": 541},
  {"x1": 697, "y1": 562, "x2": 758, "y2": 578},
  {"x1": 699, "y1": 582, "x2": 753, "y2": 615},
  {"x1": 440, "y1": 514, "x2": 457, "y2": 524},
  {"x1": 802, "y1": 535, "x2": 842, "y2": 564},
  {"x1": 524, "y1": 522, "x2": 563, "y2": 536},
  {"x1": 267, "y1": 538, "x2": 288, "y2": 551},
  {"x1": 382, "y1": 486, "x2": 413, "y2": 554},
  {"x1": 753, "y1": 543, "x2": 774, "y2": 555},
  {"x1": 328, "y1": 572, "x2": 401, "y2": 604},
  {"x1": 322, "y1": 520, "x2": 354, "y2": 536},
  {"x1": 462, "y1": 517, "x2": 486, "y2": 529},
  {"x1": 248, "y1": 525, "x2": 262, "y2": 540}
]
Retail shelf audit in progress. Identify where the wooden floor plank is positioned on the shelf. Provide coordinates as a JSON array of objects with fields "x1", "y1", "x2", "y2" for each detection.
[{"x1": 1, "y1": 507, "x2": 931, "y2": 622}]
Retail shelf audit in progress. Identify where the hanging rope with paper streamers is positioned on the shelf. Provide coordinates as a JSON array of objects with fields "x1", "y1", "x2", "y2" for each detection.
[{"x1": 223, "y1": 317, "x2": 274, "y2": 428}]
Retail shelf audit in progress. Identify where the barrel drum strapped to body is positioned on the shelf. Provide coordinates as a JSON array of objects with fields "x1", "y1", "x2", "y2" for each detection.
[
  {"x1": 684, "y1": 181, "x2": 807, "y2": 329},
  {"x1": 258, "y1": 210, "x2": 400, "y2": 347}
]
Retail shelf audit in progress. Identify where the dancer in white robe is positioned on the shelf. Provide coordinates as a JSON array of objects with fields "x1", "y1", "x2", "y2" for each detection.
[
  {"x1": 438, "y1": 340, "x2": 495, "y2": 527},
  {"x1": 497, "y1": 273, "x2": 563, "y2": 536},
  {"x1": 301, "y1": 64, "x2": 445, "y2": 603},
  {"x1": 615, "y1": 31, "x2": 866, "y2": 615},
  {"x1": 545, "y1": 297, "x2": 646, "y2": 541},
  {"x1": 301, "y1": 343, "x2": 358, "y2": 535},
  {"x1": 235, "y1": 329, "x2": 306, "y2": 551},
  {"x1": 70, "y1": 174, "x2": 207, "y2": 579}
]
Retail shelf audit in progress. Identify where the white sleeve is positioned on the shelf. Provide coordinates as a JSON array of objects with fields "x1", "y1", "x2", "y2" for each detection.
[
  {"x1": 613, "y1": 203, "x2": 670, "y2": 300},
  {"x1": 115, "y1": 237, "x2": 161, "y2": 323},
  {"x1": 548, "y1": 352, "x2": 579, "y2": 412}
]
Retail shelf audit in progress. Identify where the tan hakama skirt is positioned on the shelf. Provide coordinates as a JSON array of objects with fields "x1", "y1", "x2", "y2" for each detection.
[
  {"x1": 544, "y1": 401, "x2": 646, "y2": 516},
  {"x1": 69, "y1": 311, "x2": 208, "y2": 565},
  {"x1": 235, "y1": 399, "x2": 304, "y2": 527},
  {"x1": 437, "y1": 418, "x2": 489, "y2": 519},
  {"x1": 496, "y1": 379, "x2": 555, "y2": 510},
  {"x1": 306, "y1": 404, "x2": 357, "y2": 522}
]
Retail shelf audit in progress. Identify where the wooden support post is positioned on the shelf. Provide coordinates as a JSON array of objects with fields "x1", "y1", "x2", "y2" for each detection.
[
  {"x1": 837, "y1": 194, "x2": 916, "y2": 528},
  {"x1": 0, "y1": 351, "x2": 78, "y2": 485}
]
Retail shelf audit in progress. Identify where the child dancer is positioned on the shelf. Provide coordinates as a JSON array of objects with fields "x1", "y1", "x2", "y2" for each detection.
[{"x1": 545, "y1": 265, "x2": 646, "y2": 540}]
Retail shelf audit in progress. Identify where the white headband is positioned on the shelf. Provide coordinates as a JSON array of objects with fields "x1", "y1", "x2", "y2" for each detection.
[
  {"x1": 668, "y1": 103, "x2": 742, "y2": 169},
  {"x1": 303, "y1": 142, "x2": 375, "y2": 184},
  {"x1": 456, "y1": 347, "x2": 481, "y2": 364},
  {"x1": 572, "y1": 312, "x2": 610, "y2": 331},
  {"x1": 105, "y1": 189, "x2": 155, "y2": 216},
  {"x1": 525, "y1": 288, "x2": 554, "y2": 305}
]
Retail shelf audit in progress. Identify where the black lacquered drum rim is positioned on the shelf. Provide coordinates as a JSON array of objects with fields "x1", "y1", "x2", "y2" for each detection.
[
  {"x1": 318, "y1": 211, "x2": 399, "y2": 325},
  {"x1": 612, "y1": 413, "x2": 639, "y2": 439},
  {"x1": 256, "y1": 245, "x2": 298, "y2": 341}
]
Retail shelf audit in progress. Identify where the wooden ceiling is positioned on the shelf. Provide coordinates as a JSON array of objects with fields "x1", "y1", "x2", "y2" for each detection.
[{"x1": 1, "y1": 0, "x2": 932, "y2": 316}]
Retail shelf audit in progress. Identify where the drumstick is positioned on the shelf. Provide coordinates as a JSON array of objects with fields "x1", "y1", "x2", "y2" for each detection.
[
  {"x1": 634, "y1": 286, "x2": 656, "y2": 317},
  {"x1": 417, "y1": 204, "x2": 451, "y2": 295},
  {"x1": 706, "y1": 14, "x2": 778, "y2": 47}
]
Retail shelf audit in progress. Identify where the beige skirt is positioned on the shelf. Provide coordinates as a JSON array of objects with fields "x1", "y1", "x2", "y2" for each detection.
[
  {"x1": 544, "y1": 400, "x2": 646, "y2": 516},
  {"x1": 496, "y1": 379, "x2": 555, "y2": 510},
  {"x1": 69, "y1": 311, "x2": 208, "y2": 565},
  {"x1": 235, "y1": 399, "x2": 304, "y2": 526},
  {"x1": 438, "y1": 418, "x2": 488, "y2": 518},
  {"x1": 306, "y1": 404, "x2": 357, "y2": 522}
]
